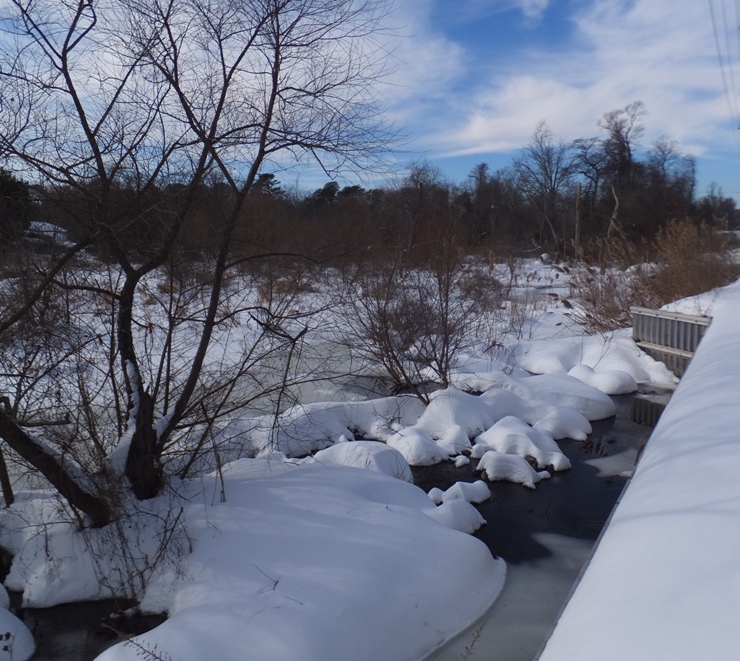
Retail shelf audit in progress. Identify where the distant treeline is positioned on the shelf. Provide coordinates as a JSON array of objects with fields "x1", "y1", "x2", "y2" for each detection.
[{"x1": 2, "y1": 103, "x2": 736, "y2": 263}]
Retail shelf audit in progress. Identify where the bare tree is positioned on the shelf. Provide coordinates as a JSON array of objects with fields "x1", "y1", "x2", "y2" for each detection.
[
  {"x1": 571, "y1": 137, "x2": 608, "y2": 226},
  {"x1": 463, "y1": 162, "x2": 495, "y2": 245},
  {"x1": 514, "y1": 121, "x2": 573, "y2": 250},
  {"x1": 598, "y1": 101, "x2": 646, "y2": 188},
  {"x1": 398, "y1": 160, "x2": 448, "y2": 258},
  {"x1": 0, "y1": 0, "x2": 393, "y2": 525}
]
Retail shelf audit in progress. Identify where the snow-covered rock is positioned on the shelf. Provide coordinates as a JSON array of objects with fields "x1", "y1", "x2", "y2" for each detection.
[
  {"x1": 475, "y1": 451, "x2": 552, "y2": 489},
  {"x1": 428, "y1": 480, "x2": 491, "y2": 505},
  {"x1": 568, "y1": 364, "x2": 637, "y2": 395},
  {"x1": 0, "y1": 609, "x2": 35, "y2": 661},
  {"x1": 425, "y1": 499, "x2": 487, "y2": 534},
  {"x1": 386, "y1": 427, "x2": 449, "y2": 466},
  {"x1": 473, "y1": 416, "x2": 571, "y2": 472}
]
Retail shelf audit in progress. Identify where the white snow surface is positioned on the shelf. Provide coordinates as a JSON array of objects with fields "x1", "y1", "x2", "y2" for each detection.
[
  {"x1": 428, "y1": 480, "x2": 491, "y2": 505},
  {"x1": 301, "y1": 439, "x2": 414, "y2": 482},
  {"x1": 387, "y1": 426, "x2": 451, "y2": 466},
  {"x1": 0, "y1": 609, "x2": 34, "y2": 661},
  {"x1": 0, "y1": 581, "x2": 34, "y2": 661},
  {"x1": 513, "y1": 331, "x2": 678, "y2": 387},
  {"x1": 424, "y1": 499, "x2": 487, "y2": 534},
  {"x1": 475, "y1": 451, "x2": 551, "y2": 490},
  {"x1": 0, "y1": 258, "x2": 690, "y2": 661},
  {"x1": 97, "y1": 463, "x2": 505, "y2": 661},
  {"x1": 540, "y1": 278, "x2": 740, "y2": 661},
  {"x1": 473, "y1": 416, "x2": 572, "y2": 472},
  {"x1": 0, "y1": 576, "x2": 32, "y2": 660}
]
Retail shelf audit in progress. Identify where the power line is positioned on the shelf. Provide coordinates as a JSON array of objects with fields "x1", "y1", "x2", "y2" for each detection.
[{"x1": 709, "y1": 0, "x2": 740, "y2": 153}]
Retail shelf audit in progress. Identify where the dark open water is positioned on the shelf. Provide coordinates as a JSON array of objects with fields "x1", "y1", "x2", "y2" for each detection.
[{"x1": 418, "y1": 391, "x2": 665, "y2": 661}]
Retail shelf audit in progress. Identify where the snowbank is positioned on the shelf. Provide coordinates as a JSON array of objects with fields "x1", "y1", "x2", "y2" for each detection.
[
  {"x1": 97, "y1": 463, "x2": 505, "y2": 661},
  {"x1": 301, "y1": 440, "x2": 414, "y2": 482},
  {"x1": 513, "y1": 331, "x2": 677, "y2": 389},
  {"x1": 539, "y1": 279, "x2": 740, "y2": 661}
]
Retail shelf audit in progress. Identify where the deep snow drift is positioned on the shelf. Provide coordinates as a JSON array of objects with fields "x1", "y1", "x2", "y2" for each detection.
[{"x1": 98, "y1": 461, "x2": 505, "y2": 661}]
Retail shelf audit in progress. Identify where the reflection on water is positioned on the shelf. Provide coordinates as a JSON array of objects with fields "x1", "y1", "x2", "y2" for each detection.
[
  {"x1": 422, "y1": 534, "x2": 593, "y2": 661},
  {"x1": 15, "y1": 598, "x2": 165, "y2": 661},
  {"x1": 630, "y1": 389, "x2": 671, "y2": 427}
]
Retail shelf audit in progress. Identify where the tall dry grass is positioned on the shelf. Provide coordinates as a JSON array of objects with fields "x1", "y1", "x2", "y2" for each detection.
[{"x1": 568, "y1": 219, "x2": 739, "y2": 332}]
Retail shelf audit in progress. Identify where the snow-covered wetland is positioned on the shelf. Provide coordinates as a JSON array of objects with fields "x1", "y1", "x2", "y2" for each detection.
[{"x1": 0, "y1": 257, "x2": 708, "y2": 661}]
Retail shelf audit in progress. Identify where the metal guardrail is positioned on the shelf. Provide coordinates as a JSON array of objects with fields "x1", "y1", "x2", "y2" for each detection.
[{"x1": 631, "y1": 306, "x2": 712, "y2": 377}]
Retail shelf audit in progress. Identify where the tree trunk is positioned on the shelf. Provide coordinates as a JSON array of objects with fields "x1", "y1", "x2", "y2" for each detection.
[
  {"x1": 117, "y1": 273, "x2": 164, "y2": 500},
  {"x1": 0, "y1": 410, "x2": 111, "y2": 527},
  {"x1": 607, "y1": 185, "x2": 622, "y2": 238},
  {"x1": 125, "y1": 391, "x2": 164, "y2": 500},
  {"x1": 0, "y1": 449, "x2": 13, "y2": 507}
]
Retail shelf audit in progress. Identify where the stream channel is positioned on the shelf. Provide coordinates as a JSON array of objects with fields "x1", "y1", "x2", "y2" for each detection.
[
  {"x1": 17, "y1": 388, "x2": 668, "y2": 660},
  {"x1": 419, "y1": 388, "x2": 669, "y2": 661}
]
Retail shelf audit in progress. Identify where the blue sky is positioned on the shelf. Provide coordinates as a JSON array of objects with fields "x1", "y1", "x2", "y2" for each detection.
[{"x1": 317, "y1": 0, "x2": 740, "y2": 201}]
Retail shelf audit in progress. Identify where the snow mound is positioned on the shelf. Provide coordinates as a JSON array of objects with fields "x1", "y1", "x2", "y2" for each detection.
[
  {"x1": 532, "y1": 404, "x2": 592, "y2": 441},
  {"x1": 386, "y1": 427, "x2": 449, "y2": 466},
  {"x1": 304, "y1": 440, "x2": 413, "y2": 482},
  {"x1": 424, "y1": 499, "x2": 487, "y2": 534},
  {"x1": 415, "y1": 388, "x2": 494, "y2": 441},
  {"x1": 449, "y1": 370, "x2": 614, "y2": 421},
  {"x1": 475, "y1": 451, "x2": 551, "y2": 489},
  {"x1": 0, "y1": 609, "x2": 35, "y2": 661},
  {"x1": 514, "y1": 374, "x2": 616, "y2": 420},
  {"x1": 97, "y1": 464, "x2": 505, "y2": 661},
  {"x1": 473, "y1": 416, "x2": 571, "y2": 471},
  {"x1": 217, "y1": 396, "x2": 425, "y2": 459},
  {"x1": 568, "y1": 365, "x2": 637, "y2": 395},
  {"x1": 454, "y1": 455, "x2": 470, "y2": 468},
  {"x1": 514, "y1": 332, "x2": 677, "y2": 388},
  {"x1": 428, "y1": 480, "x2": 491, "y2": 505},
  {"x1": 480, "y1": 388, "x2": 592, "y2": 440}
]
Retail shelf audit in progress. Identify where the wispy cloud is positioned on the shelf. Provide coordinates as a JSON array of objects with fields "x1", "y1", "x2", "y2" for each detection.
[
  {"x1": 414, "y1": 0, "x2": 731, "y2": 161},
  {"x1": 379, "y1": 1, "x2": 467, "y2": 123},
  {"x1": 517, "y1": 0, "x2": 549, "y2": 22},
  {"x1": 450, "y1": 0, "x2": 550, "y2": 23}
]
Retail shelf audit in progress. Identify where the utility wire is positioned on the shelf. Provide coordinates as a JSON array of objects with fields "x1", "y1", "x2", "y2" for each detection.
[{"x1": 709, "y1": 0, "x2": 740, "y2": 153}]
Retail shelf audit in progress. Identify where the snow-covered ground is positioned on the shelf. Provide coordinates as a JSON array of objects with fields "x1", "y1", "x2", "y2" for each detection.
[
  {"x1": 0, "y1": 258, "x2": 719, "y2": 661},
  {"x1": 539, "y1": 279, "x2": 740, "y2": 660}
]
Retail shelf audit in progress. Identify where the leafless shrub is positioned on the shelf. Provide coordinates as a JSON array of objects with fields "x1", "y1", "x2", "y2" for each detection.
[
  {"x1": 568, "y1": 219, "x2": 739, "y2": 332},
  {"x1": 340, "y1": 247, "x2": 500, "y2": 402},
  {"x1": 644, "y1": 219, "x2": 739, "y2": 303},
  {"x1": 566, "y1": 266, "x2": 641, "y2": 332}
]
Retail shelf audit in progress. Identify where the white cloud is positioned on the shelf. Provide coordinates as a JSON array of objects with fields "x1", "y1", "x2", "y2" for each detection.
[
  {"x1": 518, "y1": 0, "x2": 549, "y2": 21},
  {"x1": 452, "y1": 0, "x2": 550, "y2": 23},
  {"x1": 417, "y1": 0, "x2": 733, "y2": 161},
  {"x1": 378, "y1": 1, "x2": 466, "y2": 117}
]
